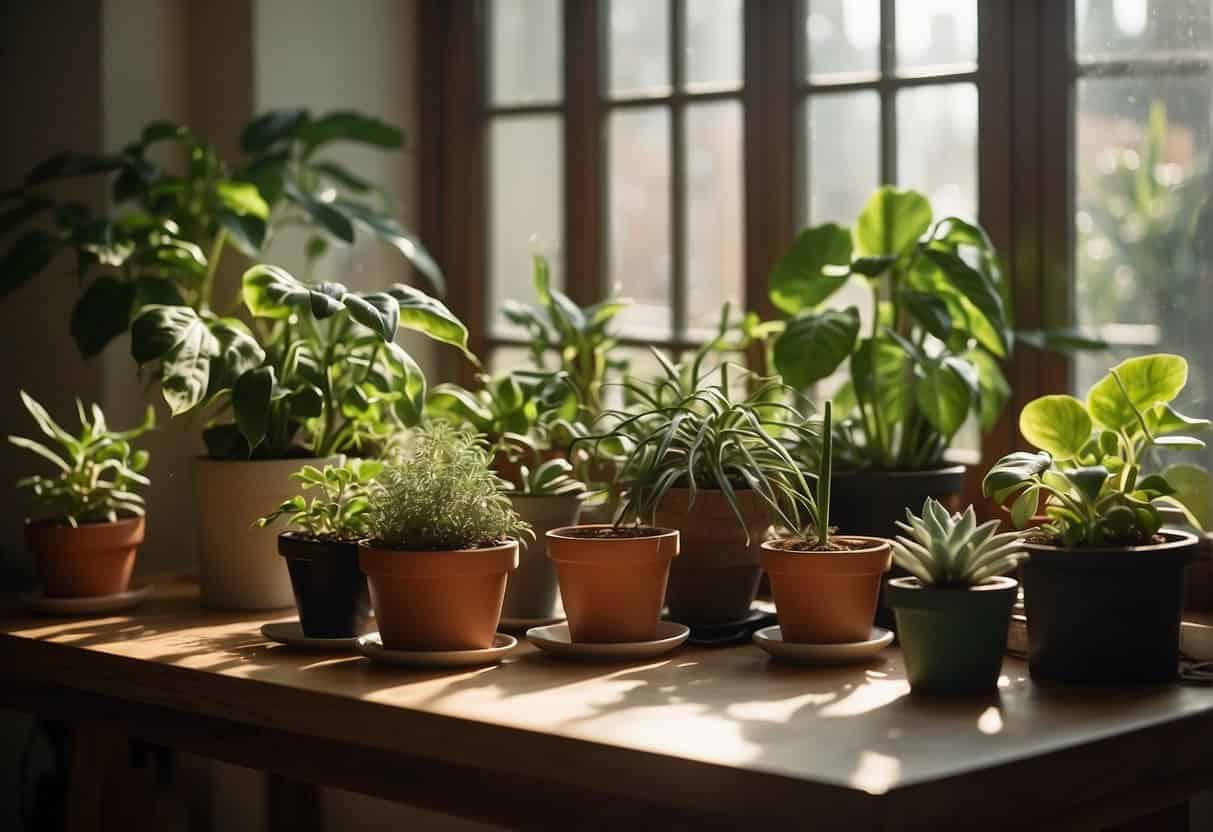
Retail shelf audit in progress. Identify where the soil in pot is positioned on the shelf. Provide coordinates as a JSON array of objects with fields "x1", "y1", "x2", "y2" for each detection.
[
  {"x1": 1022, "y1": 531, "x2": 1199, "y2": 685},
  {"x1": 655, "y1": 488, "x2": 768, "y2": 626},
  {"x1": 505, "y1": 494, "x2": 582, "y2": 620},
  {"x1": 278, "y1": 533, "x2": 369, "y2": 639},
  {"x1": 887, "y1": 576, "x2": 1018, "y2": 695},
  {"x1": 547, "y1": 525, "x2": 679, "y2": 643},
  {"x1": 760, "y1": 536, "x2": 891, "y2": 644},
  {"x1": 359, "y1": 540, "x2": 519, "y2": 651},
  {"x1": 26, "y1": 515, "x2": 144, "y2": 598}
]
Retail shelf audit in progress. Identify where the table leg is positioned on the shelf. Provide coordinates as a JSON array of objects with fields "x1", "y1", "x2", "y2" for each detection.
[
  {"x1": 65, "y1": 721, "x2": 126, "y2": 832},
  {"x1": 266, "y1": 772, "x2": 323, "y2": 832}
]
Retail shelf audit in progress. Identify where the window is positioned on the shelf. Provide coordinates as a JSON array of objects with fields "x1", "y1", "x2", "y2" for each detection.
[{"x1": 1069, "y1": 0, "x2": 1212, "y2": 466}]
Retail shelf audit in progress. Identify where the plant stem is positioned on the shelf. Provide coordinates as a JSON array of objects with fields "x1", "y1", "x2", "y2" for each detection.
[
  {"x1": 817, "y1": 400, "x2": 833, "y2": 547},
  {"x1": 199, "y1": 228, "x2": 228, "y2": 313}
]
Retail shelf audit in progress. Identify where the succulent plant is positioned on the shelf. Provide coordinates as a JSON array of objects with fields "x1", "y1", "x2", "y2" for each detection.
[{"x1": 891, "y1": 499, "x2": 1027, "y2": 588}]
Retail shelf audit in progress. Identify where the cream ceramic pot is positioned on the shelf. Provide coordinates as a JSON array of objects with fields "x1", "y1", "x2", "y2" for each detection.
[
  {"x1": 194, "y1": 456, "x2": 341, "y2": 610},
  {"x1": 505, "y1": 494, "x2": 582, "y2": 620}
]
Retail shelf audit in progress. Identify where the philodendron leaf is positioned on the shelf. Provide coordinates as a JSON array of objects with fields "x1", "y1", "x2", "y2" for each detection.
[
  {"x1": 852, "y1": 336, "x2": 910, "y2": 424},
  {"x1": 385, "y1": 283, "x2": 472, "y2": 356},
  {"x1": 923, "y1": 247, "x2": 1009, "y2": 355},
  {"x1": 1164, "y1": 463, "x2": 1212, "y2": 531},
  {"x1": 243, "y1": 264, "x2": 309, "y2": 318},
  {"x1": 899, "y1": 289, "x2": 952, "y2": 341},
  {"x1": 768, "y1": 223, "x2": 853, "y2": 315},
  {"x1": 131, "y1": 305, "x2": 220, "y2": 414},
  {"x1": 70, "y1": 277, "x2": 136, "y2": 359},
  {"x1": 233, "y1": 366, "x2": 276, "y2": 453},
  {"x1": 982, "y1": 451, "x2": 1052, "y2": 497},
  {"x1": 343, "y1": 292, "x2": 399, "y2": 341},
  {"x1": 965, "y1": 348, "x2": 1011, "y2": 433},
  {"x1": 1019, "y1": 394, "x2": 1092, "y2": 460},
  {"x1": 915, "y1": 358, "x2": 974, "y2": 438},
  {"x1": 772, "y1": 307, "x2": 860, "y2": 388},
  {"x1": 855, "y1": 186, "x2": 932, "y2": 257},
  {"x1": 1088, "y1": 353, "x2": 1188, "y2": 430},
  {"x1": 1069, "y1": 465, "x2": 1110, "y2": 503}
]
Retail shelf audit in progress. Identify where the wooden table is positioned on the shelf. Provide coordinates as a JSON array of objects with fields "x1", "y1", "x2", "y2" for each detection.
[{"x1": 2, "y1": 580, "x2": 1212, "y2": 831}]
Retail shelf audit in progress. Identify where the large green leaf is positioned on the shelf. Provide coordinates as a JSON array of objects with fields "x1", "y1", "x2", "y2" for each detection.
[
  {"x1": 206, "y1": 319, "x2": 266, "y2": 396},
  {"x1": 284, "y1": 181, "x2": 354, "y2": 243},
  {"x1": 1164, "y1": 463, "x2": 1212, "y2": 531},
  {"x1": 771, "y1": 307, "x2": 860, "y2": 388},
  {"x1": 385, "y1": 283, "x2": 471, "y2": 355},
  {"x1": 852, "y1": 336, "x2": 910, "y2": 424},
  {"x1": 426, "y1": 384, "x2": 494, "y2": 432},
  {"x1": 1019, "y1": 394, "x2": 1092, "y2": 459},
  {"x1": 311, "y1": 160, "x2": 372, "y2": 192},
  {"x1": 216, "y1": 210, "x2": 267, "y2": 256},
  {"x1": 243, "y1": 264, "x2": 307, "y2": 318},
  {"x1": 965, "y1": 348, "x2": 1011, "y2": 432},
  {"x1": 982, "y1": 451, "x2": 1052, "y2": 497},
  {"x1": 131, "y1": 305, "x2": 221, "y2": 414},
  {"x1": 344, "y1": 292, "x2": 399, "y2": 341},
  {"x1": 335, "y1": 200, "x2": 444, "y2": 295},
  {"x1": 923, "y1": 247, "x2": 1009, "y2": 355},
  {"x1": 768, "y1": 223, "x2": 853, "y2": 315},
  {"x1": 915, "y1": 358, "x2": 974, "y2": 438},
  {"x1": 70, "y1": 277, "x2": 136, "y2": 359},
  {"x1": 295, "y1": 112, "x2": 403, "y2": 156},
  {"x1": 385, "y1": 342, "x2": 427, "y2": 427},
  {"x1": 233, "y1": 366, "x2": 276, "y2": 452},
  {"x1": 900, "y1": 289, "x2": 952, "y2": 341},
  {"x1": 1088, "y1": 353, "x2": 1188, "y2": 431},
  {"x1": 0, "y1": 229, "x2": 60, "y2": 300},
  {"x1": 855, "y1": 186, "x2": 932, "y2": 257},
  {"x1": 241, "y1": 109, "x2": 309, "y2": 154},
  {"x1": 1146, "y1": 402, "x2": 1213, "y2": 436}
]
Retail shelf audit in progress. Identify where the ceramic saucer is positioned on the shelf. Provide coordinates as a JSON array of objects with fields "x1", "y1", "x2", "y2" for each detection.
[
  {"x1": 356, "y1": 632, "x2": 517, "y2": 668},
  {"x1": 499, "y1": 613, "x2": 566, "y2": 632},
  {"x1": 525, "y1": 621, "x2": 690, "y2": 661},
  {"x1": 261, "y1": 620, "x2": 360, "y2": 651},
  {"x1": 25, "y1": 583, "x2": 153, "y2": 616},
  {"x1": 752, "y1": 625, "x2": 893, "y2": 665},
  {"x1": 1181, "y1": 621, "x2": 1213, "y2": 661}
]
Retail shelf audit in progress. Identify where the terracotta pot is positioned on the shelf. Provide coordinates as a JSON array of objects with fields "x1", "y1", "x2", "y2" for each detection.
[
  {"x1": 194, "y1": 456, "x2": 341, "y2": 610},
  {"x1": 655, "y1": 488, "x2": 768, "y2": 625},
  {"x1": 505, "y1": 494, "x2": 582, "y2": 620},
  {"x1": 1022, "y1": 531, "x2": 1200, "y2": 684},
  {"x1": 359, "y1": 540, "x2": 519, "y2": 650},
  {"x1": 760, "y1": 537, "x2": 892, "y2": 644},
  {"x1": 887, "y1": 576, "x2": 1018, "y2": 695},
  {"x1": 278, "y1": 533, "x2": 370, "y2": 639},
  {"x1": 547, "y1": 525, "x2": 679, "y2": 643},
  {"x1": 25, "y1": 515, "x2": 144, "y2": 598}
]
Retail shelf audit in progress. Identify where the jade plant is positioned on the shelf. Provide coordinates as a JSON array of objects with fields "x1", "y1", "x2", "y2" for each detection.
[
  {"x1": 9, "y1": 391, "x2": 155, "y2": 526},
  {"x1": 132, "y1": 264, "x2": 469, "y2": 459},
  {"x1": 0, "y1": 109, "x2": 442, "y2": 360},
  {"x1": 583, "y1": 347, "x2": 817, "y2": 541},
  {"x1": 367, "y1": 422, "x2": 533, "y2": 550},
  {"x1": 503, "y1": 254, "x2": 630, "y2": 420},
  {"x1": 257, "y1": 459, "x2": 384, "y2": 541},
  {"x1": 891, "y1": 499, "x2": 1027, "y2": 587},
  {"x1": 983, "y1": 353, "x2": 1209, "y2": 547}
]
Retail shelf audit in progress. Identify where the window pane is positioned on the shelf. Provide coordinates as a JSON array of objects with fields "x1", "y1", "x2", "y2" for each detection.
[
  {"x1": 897, "y1": 83, "x2": 978, "y2": 221},
  {"x1": 1076, "y1": 0, "x2": 1212, "y2": 61},
  {"x1": 608, "y1": 0, "x2": 670, "y2": 97},
  {"x1": 489, "y1": 116, "x2": 564, "y2": 337},
  {"x1": 804, "y1": 91, "x2": 880, "y2": 225},
  {"x1": 805, "y1": 0, "x2": 880, "y2": 79},
  {"x1": 896, "y1": 0, "x2": 977, "y2": 71},
  {"x1": 685, "y1": 101, "x2": 743, "y2": 339},
  {"x1": 608, "y1": 107, "x2": 672, "y2": 339},
  {"x1": 489, "y1": 345, "x2": 536, "y2": 375},
  {"x1": 489, "y1": 0, "x2": 561, "y2": 106},
  {"x1": 685, "y1": 0, "x2": 742, "y2": 90},
  {"x1": 1074, "y1": 74, "x2": 1212, "y2": 401}
]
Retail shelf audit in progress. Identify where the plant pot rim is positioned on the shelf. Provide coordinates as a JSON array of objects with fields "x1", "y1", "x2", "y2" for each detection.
[
  {"x1": 278, "y1": 531, "x2": 360, "y2": 560},
  {"x1": 887, "y1": 575, "x2": 1018, "y2": 593},
  {"x1": 359, "y1": 538, "x2": 521, "y2": 555},
  {"x1": 547, "y1": 524, "x2": 679, "y2": 542},
  {"x1": 358, "y1": 539, "x2": 520, "y2": 578},
  {"x1": 761, "y1": 535, "x2": 890, "y2": 556},
  {"x1": 1022, "y1": 529, "x2": 1201, "y2": 564},
  {"x1": 25, "y1": 514, "x2": 144, "y2": 531}
]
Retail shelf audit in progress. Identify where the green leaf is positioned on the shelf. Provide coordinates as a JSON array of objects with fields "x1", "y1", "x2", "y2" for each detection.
[
  {"x1": 130, "y1": 305, "x2": 220, "y2": 414},
  {"x1": 385, "y1": 283, "x2": 471, "y2": 355},
  {"x1": 850, "y1": 255, "x2": 898, "y2": 277},
  {"x1": 923, "y1": 247, "x2": 1009, "y2": 354},
  {"x1": 311, "y1": 160, "x2": 372, "y2": 192},
  {"x1": 855, "y1": 186, "x2": 932, "y2": 257},
  {"x1": 1011, "y1": 485, "x2": 1040, "y2": 529},
  {"x1": 900, "y1": 289, "x2": 952, "y2": 341},
  {"x1": 1069, "y1": 465, "x2": 1110, "y2": 503},
  {"x1": 772, "y1": 307, "x2": 860, "y2": 388},
  {"x1": 215, "y1": 180, "x2": 269, "y2": 219},
  {"x1": 982, "y1": 451, "x2": 1051, "y2": 497},
  {"x1": 915, "y1": 358, "x2": 973, "y2": 438},
  {"x1": 768, "y1": 223, "x2": 853, "y2": 314},
  {"x1": 24, "y1": 152, "x2": 125, "y2": 185},
  {"x1": 241, "y1": 109, "x2": 309, "y2": 153},
  {"x1": 216, "y1": 210, "x2": 267, "y2": 256},
  {"x1": 0, "y1": 194, "x2": 54, "y2": 239},
  {"x1": 426, "y1": 384, "x2": 494, "y2": 432},
  {"x1": 1087, "y1": 353, "x2": 1188, "y2": 431},
  {"x1": 242, "y1": 264, "x2": 308, "y2": 318},
  {"x1": 233, "y1": 366, "x2": 276, "y2": 453},
  {"x1": 70, "y1": 277, "x2": 136, "y2": 359},
  {"x1": 206, "y1": 319, "x2": 266, "y2": 396},
  {"x1": 343, "y1": 292, "x2": 399, "y2": 341},
  {"x1": 1146, "y1": 402, "x2": 1212, "y2": 436},
  {"x1": 1019, "y1": 394, "x2": 1092, "y2": 459},
  {"x1": 851, "y1": 336, "x2": 910, "y2": 424},
  {"x1": 295, "y1": 111, "x2": 403, "y2": 156},
  {"x1": 965, "y1": 348, "x2": 1010, "y2": 433},
  {"x1": 0, "y1": 229, "x2": 60, "y2": 300},
  {"x1": 334, "y1": 200, "x2": 444, "y2": 295},
  {"x1": 284, "y1": 181, "x2": 354, "y2": 243},
  {"x1": 1163, "y1": 463, "x2": 1212, "y2": 531}
]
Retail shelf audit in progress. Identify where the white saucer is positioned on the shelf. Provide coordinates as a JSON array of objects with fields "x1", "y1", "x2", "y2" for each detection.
[
  {"x1": 752, "y1": 625, "x2": 893, "y2": 665},
  {"x1": 525, "y1": 621, "x2": 690, "y2": 661},
  {"x1": 25, "y1": 583, "x2": 153, "y2": 616},
  {"x1": 500, "y1": 613, "x2": 566, "y2": 632},
  {"x1": 261, "y1": 620, "x2": 359, "y2": 651},
  {"x1": 1181, "y1": 621, "x2": 1213, "y2": 661},
  {"x1": 356, "y1": 631, "x2": 517, "y2": 668}
]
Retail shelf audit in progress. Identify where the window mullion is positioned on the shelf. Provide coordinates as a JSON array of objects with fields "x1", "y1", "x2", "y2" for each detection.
[
  {"x1": 879, "y1": 0, "x2": 898, "y2": 185},
  {"x1": 563, "y1": 0, "x2": 603, "y2": 307},
  {"x1": 670, "y1": 0, "x2": 687, "y2": 339}
]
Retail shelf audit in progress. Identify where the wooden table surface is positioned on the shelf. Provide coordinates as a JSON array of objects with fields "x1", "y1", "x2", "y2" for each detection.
[{"x1": 2, "y1": 579, "x2": 1213, "y2": 830}]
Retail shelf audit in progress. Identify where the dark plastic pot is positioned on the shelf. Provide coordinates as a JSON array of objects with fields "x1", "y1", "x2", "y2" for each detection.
[
  {"x1": 829, "y1": 466, "x2": 966, "y2": 538},
  {"x1": 1022, "y1": 531, "x2": 1200, "y2": 685},
  {"x1": 277, "y1": 533, "x2": 369, "y2": 639},
  {"x1": 887, "y1": 576, "x2": 1018, "y2": 695}
]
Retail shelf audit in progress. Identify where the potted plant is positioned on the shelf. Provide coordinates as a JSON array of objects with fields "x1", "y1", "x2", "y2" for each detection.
[
  {"x1": 132, "y1": 264, "x2": 470, "y2": 610},
  {"x1": 10, "y1": 392, "x2": 154, "y2": 597},
  {"x1": 886, "y1": 499, "x2": 1026, "y2": 694},
  {"x1": 584, "y1": 348, "x2": 816, "y2": 625},
  {"x1": 495, "y1": 434, "x2": 586, "y2": 622},
  {"x1": 359, "y1": 423, "x2": 530, "y2": 650},
  {"x1": 257, "y1": 459, "x2": 383, "y2": 638},
  {"x1": 760, "y1": 402, "x2": 893, "y2": 643},
  {"x1": 983, "y1": 353, "x2": 1208, "y2": 684}
]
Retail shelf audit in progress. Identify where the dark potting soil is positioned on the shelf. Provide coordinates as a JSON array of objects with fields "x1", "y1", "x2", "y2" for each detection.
[
  {"x1": 560, "y1": 526, "x2": 669, "y2": 539},
  {"x1": 774, "y1": 537, "x2": 877, "y2": 553},
  {"x1": 1022, "y1": 531, "x2": 1168, "y2": 548}
]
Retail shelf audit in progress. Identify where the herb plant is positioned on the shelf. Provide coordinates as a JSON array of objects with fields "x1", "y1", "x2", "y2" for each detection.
[
  {"x1": 257, "y1": 459, "x2": 384, "y2": 541},
  {"x1": 983, "y1": 353, "x2": 1209, "y2": 547},
  {"x1": 503, "y1": 255, "x2": 629, "y2": 420},
  {"x1": 891, "y1": 499, "x2": 1027, "y2": 587},
  {"x1": 9, "y1": 392, "x2": 154, "y2": 527},
  {"x1": 584, "y1": 347, "x2": 817, "y2": 543},
  {"x1": 367, "y1": 422, "x2": 532, "y2": 550},
  {"x1": 1, "y1": 110, "x2": 443, "y2": 360}
]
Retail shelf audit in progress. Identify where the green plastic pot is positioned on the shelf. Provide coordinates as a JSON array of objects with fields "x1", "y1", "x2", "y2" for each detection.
[{"x1": 887, "y1": 575, "x2": 1018, "y2": 695}]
